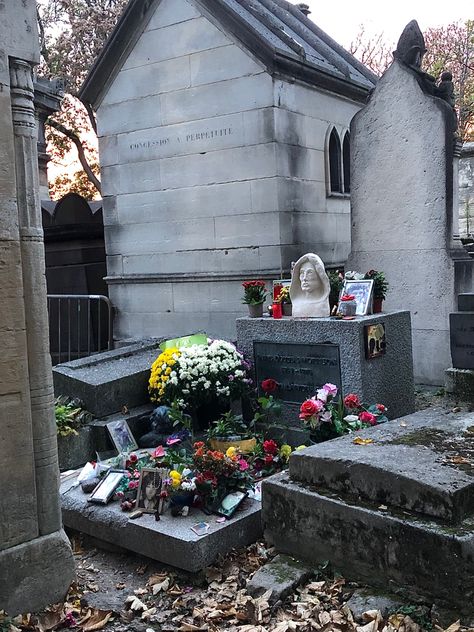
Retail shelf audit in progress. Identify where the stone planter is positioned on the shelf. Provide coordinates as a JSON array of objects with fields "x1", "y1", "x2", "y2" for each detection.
[
  {"x1": 248, "y1": 303, "x2": 264, "y2": 318},
  {"x1": 209, "y1": 436, "x2": 257, "y2": 453},
  {"x1": 282, "y1": 303, "x2": 292, "y2": 317}
]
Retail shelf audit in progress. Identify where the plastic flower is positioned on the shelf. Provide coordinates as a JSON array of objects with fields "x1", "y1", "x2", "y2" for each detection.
[
  {"x1": 261, "y1": 378, "x2": 278, "y2": 394},
  {"x1": 376, "y1": 404, "x2": 387, "y2": 413},
  {"x1": 279, "y1": 444, "x2": 292, "y2": 461},
  {"x1": 239, "y1": 458, "x2": 249, "y2": 471},
  {"x1": 226, "y1": 446, "x2": 237, "y2": 458},
  {"x1": 344, "y1": 393, "x2": 361, "y2": 409},
  {"x1": 323, "y1": 383, "x2": 338, "y2": 397},
  {"x1": 359, "y1": 411, "x2": 378, "y2": 425},
  {"x1": 129, "y1": 453, "x2": 138, "y2": 463},
  {"x1": 263, "y1": 439, "x2": 279, "y2": 455},
  {"x1": 299, "y1": 398, "x2": 324, "y2": 419},
  {"x1": 152, "y1": 445, "x2": 166, "y2": 458}
]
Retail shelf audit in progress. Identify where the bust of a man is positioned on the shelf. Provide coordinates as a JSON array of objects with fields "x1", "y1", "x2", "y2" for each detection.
[{"x1": 289, "y1": 253, "x2": 330, "y2": 317}]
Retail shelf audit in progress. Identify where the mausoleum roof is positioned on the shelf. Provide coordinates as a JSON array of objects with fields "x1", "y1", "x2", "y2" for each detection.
[{"x1": 80, "y1": 0, "x2": 377, "y2": 107}]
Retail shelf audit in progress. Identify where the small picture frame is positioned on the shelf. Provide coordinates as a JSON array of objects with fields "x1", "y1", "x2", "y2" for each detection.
[
  {"x1": 107, "y1": 419, "x2": 139, "y2": 454},
  {"x1": 215, "y1": 490, "x2": 248, "y2": 518},
  {"x1": 340, "y1": 279, "x2": 374, "y2": 316},
  {"x1": 136, "y1": 468, "x2": 166, "y2": 514},
  {"x1": 365, "y1": 323, "x2": 386, "y2": 359},
  {"x1": 89, "y1": 470, "x2": 125, "y2": 504}
]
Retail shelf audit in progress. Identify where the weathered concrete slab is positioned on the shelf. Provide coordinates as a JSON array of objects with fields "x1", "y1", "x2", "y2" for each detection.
[
  {"x1": 53, "y1": 340, "x2": 162, "y2": 417},
  {"x1": 262, "y1": 470, "x2": 474, "y2": 615},
  {"x1": 246, "y1": 554, "x2": 314, "y2": 604},
  {"x1": 262, "y1": 408, "x2": 474, "y2": 615},
  {"x1": 290, "y1": 410, "x2": 474, "y2": 523},
  {"x1": 61, "y1": 483, "x2": 261, "y2": 572},
  {"x1": 445, "y1": 367, "x2": 474, "y2": 400}
]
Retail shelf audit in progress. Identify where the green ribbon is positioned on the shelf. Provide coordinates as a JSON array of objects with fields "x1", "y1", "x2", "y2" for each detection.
[{"x1": 159, "y1": 333, "x2": 208, "y2": 351}]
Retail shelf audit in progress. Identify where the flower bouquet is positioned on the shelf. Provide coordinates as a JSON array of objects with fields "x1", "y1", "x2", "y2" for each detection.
[
  {"x1": 250, "y1": 439, "x2": 292, "y2": 478},
  {"x1": 242, "y1": 280, "x2": 267, "y2": 317},
  {"x1": 299, "y1": 383, "x2": 388, "y2": 443},
  {"x1": 160, "y1": 467, "x2": 197, "y2": 516},
  {"x1": 148, "y1": 339, "x2": 252, "y2": 421}
]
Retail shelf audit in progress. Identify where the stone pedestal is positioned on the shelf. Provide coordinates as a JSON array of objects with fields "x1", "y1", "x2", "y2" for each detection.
[
  {"x1": 262, "y1": 409, "x2": 474, "y2": 616},
  {"x1": 445, "y1": 293, "x2": 474, "y2": 399},
  {"x1": 236, "y1": 311, "x2": 415, "y2": 439}
]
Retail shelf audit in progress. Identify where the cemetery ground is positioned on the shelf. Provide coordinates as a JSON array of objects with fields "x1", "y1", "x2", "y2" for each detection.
[{"x1": 2, "y1": 388, "x2": 471, "y2": 632}]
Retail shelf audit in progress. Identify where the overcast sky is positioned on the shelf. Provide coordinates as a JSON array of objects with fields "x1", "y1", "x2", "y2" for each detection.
[{"x1": 304, "y1": 0, "x2": 473, "y2": 48}]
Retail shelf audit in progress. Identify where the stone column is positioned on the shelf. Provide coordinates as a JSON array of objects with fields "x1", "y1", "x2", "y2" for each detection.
[
  {"x1": 10, "y1": 58, "x2": 62, "y2": 536},
  {"x1": 0, "y1": 1, "x2": 75, "y2": 611}
]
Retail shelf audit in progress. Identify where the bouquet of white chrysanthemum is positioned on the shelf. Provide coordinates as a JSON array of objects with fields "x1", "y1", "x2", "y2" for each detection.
[{"x1": 149, "y1": 339, "x2": 252, "y2": 410}]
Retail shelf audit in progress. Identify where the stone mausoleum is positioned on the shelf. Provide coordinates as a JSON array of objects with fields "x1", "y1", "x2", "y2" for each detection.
[{"x1": 80, "y1": 0, "x2": 376, "y2": 343}]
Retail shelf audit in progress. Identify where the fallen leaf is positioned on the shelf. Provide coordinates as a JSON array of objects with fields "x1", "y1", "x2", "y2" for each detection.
[
  {"x1": 133, "y1": 588, "x2": 148, "y2": 596},
  {"x1": 152, "y1": 578, "x2": 170, "y2": 595},
  {"x1": 121, "y1": 405, "x2": 129, "y2": 415},
  {"x1": 444, "y1": 621, "x2": 461, "y2": 632},
  {"x1": 81, "y1": 610, "x2": 112, "y2": 632},
  {"x1": 125, "y1": 596, "x2": 147, "y2": 612},
  {"x1": 447, "y1": 456, "x2": 471, "y2": 465},
  {"x1": 36, "y1": 610, "x2": 63, "y2": 632},
  {"x1": 353, "y1": 437, "x2": 374, "y2": 445}
]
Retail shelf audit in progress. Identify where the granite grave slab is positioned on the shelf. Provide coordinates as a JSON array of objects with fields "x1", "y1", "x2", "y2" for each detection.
[
  {"x1": 450, "y1": 312, "x2": 474, "y2": 370},
  {"x1": 262, "y1": 408, "x2": 474, "y2": 615},
  {"x1": 61, "y1": 480, "x2": 261, "y2": 572},
  {"x1": 53, "y1": 339, "x2": 162, "y2": 417}
]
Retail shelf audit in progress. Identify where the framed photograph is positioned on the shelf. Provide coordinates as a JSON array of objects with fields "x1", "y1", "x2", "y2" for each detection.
[
  {"x1": 89, "y1": 470, "x2": 125, "y2": 504},
  {"x1": 340, "y1": 279, "x2": 374, "y2": 316},
  {"x1": 215, "y1": 490, "x2": 248, "y2": 518},
  {"x1": 107, "y1": 419, "x2": 138, "y2": 454},
  {"x1": 136, "y1": 468, "x2": 166, "y2": 514},
  {"x1": 365, "y1": 323, "x2": 386, "y2": 359}
]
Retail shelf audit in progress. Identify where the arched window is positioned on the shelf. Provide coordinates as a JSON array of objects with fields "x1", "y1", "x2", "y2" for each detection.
[
  {"x1": 328, "y1": 128, "x2": 342, "y2": 193},
  {"x1": 343, "y1": 132, "x2": 350, "y2": 193}
]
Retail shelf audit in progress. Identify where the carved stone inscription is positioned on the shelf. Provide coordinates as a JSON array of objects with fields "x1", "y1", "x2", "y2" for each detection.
[
  {"x1": 254, "y1": 341, "x2": 341, "y2": 404},
  {"x1": 128, "y1": 127, "x2": 233, "y2": 152}
]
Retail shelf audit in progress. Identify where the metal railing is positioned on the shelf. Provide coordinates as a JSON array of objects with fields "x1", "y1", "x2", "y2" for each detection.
[{"x1": 47, "y1": 294, "x2": 113, "y2": 365}]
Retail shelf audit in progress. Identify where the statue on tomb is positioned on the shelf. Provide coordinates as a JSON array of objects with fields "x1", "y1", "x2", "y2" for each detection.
[
  {"x1": 393, "y1": 20, "x2": 437, "y2": 95},
  {"x1": 289, "y1": 253, "x2": 330, "y2": 317},
  {"x1": 436, "y1": 71, "x2": 456, "y2": 109}
]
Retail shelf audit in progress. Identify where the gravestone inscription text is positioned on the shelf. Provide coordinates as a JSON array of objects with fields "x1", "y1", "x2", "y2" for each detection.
[{"x1": 254, "y1": 341, "x2": 341, "y2": 404}]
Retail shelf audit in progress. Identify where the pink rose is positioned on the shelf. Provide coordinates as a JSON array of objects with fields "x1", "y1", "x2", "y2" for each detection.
[
  {"x1": 359, "y1": 411, "x2": 378, "y2": 426},
  {"x1": 323, "y1": 383, "x2": 338, "y2": 397},
  {"x1": 153, "y1": 445, "x2": 166, "y2": 458}
]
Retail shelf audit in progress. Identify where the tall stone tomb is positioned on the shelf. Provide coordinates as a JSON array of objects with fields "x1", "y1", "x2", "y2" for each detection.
[
  {"x1": 0, "y1": 0, "x2": 75, "y2": 614},
  {"x1": 348, "y1": 21, "x2": 473, "y2": 384},
  {"x1": 80, "y1": 0, "x2": 376, "y2": 343}
]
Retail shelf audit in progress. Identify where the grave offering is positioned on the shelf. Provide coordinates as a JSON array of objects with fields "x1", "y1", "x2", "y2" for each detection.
[
  {"x1": 445, "y1": 292, "x2": 474, "y2": 398},
  {"x1": 289, "y1": 253, "x2": 330, "y2": 317},
  {"x1": 262, "y1": 408, "x2": 474, "y2": 616}
]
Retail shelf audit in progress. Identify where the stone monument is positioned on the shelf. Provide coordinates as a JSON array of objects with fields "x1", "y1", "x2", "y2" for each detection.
[
  {"x1": 347, "y1": 20, "x2": 473, "y2": 385},
  {"x1": 0, "y1": 0, "x2": 75, "y2": 614},
  {"x1": 289, "y1": 253, "x2": 330, "y2": 317},
  {"x1": 445, "y1": 292, "x2": 474, "y2": 398}
]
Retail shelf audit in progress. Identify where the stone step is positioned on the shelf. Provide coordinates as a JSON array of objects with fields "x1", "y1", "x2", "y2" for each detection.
[
  {"x1": 289, "y1": 409, "x2": 474, "y2": 523},
  {"x1": 262, "y1": 471, "x2": 474, "y2": 616}
]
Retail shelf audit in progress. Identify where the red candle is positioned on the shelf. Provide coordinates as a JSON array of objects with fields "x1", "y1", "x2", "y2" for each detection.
[
  {"x1": 273, "y1": 283, "x2": 283, "y2": 301},
  {"x1": 272, "y1": 302, "x2": 282, "y2": 319}
]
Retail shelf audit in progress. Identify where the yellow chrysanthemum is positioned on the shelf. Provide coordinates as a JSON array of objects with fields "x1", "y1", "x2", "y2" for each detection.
[
  {"x1": 226, "y1": 446, "x2": 237, "y2": 458},
  {"x1": 280, "y1": 444, "x2": 292, "y2": 460}
]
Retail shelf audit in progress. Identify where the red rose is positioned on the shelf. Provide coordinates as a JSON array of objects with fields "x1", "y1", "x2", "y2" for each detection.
[
  {"x1": 264, "y1": 454, "x2": 274, "y2": 464},
  {"x1": 344, "y1": 394, "x2": 361, "y2": 409},
  {"x1": 263, "y1": 439, "x2": 278, "y2": 455},
  {"x1": 299, "y1": 398, "x2": 321, "y2": 419},
  {"x1": 261, "y1": 378, "x2": 278, "y2": 394},
  {"x1": 129, "y1": 453, "x2": 138, "y2": 463},
  {"x1": 376, "y1": 404, "x2": 386, "y2": 413},
  {"x1": 359, "y1": 411, "x2": 378, "y2": 425}
]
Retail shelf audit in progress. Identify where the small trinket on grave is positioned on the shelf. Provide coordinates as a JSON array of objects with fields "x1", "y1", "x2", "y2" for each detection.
[
  {"x1": 154, "y1": 509, "x2": 160, "y2": 521},
  {"x1": 129, "y1": 510, "x2": 143, "y2": 520}
]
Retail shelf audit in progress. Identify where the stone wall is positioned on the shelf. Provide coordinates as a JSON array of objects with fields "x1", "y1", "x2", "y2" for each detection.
[
  {"x1": 96, "y1": 0, "x2": 361, "y2": 343},
  {"x1": 0, "y1": 0, "x2": 75, "y2": 614}
]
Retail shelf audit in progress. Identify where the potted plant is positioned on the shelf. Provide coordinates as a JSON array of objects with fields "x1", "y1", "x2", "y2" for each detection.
[
  {"x1": 207, "y1": 411, "x2": 257, "y2": 453},
  {"x1": 298, "y1": 383, "x2": 388, "y2": 443},
  {"x1": 364, "y1": 270, "x2": 389, "y2": 313},
  {"x1": 242, "y1": 280, "x2": 267, "y2": 317},
  {"x1": 327, "y1": 270, "x2": 344, "y2": 311},
  {"x1": 276, "y1": 285, "x2": 292, "y2": 316}
]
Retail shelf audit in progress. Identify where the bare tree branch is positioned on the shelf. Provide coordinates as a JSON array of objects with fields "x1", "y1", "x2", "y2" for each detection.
[
  {"x1": 83, "y1": 100, "x2": 98, "y2": 135},
  {"x1": 47, "y1": 117, "x2": 102, "y2": 194}
]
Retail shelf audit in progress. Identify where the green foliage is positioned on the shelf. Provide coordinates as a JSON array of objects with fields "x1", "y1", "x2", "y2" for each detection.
[
  {"x1": 206, "y1": 411, "x2": 252, "y2": 439},
  {"x1": 327, "y1": 270, "x2": 344, "y2": 308},
  {"x1": 364, "y1": 269, "x2": 389, "y2": 300},
  {"x1": 54, "y1": 396, "x2": 91, "y2": 437},
  {"x1": 388, "y1": 605, "x2": 433, "y2": 630}
]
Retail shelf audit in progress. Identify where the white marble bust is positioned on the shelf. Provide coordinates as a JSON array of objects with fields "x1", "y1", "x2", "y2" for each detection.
[{"x1": 289, "y1": 253, "x2": 330, "y2": 317}]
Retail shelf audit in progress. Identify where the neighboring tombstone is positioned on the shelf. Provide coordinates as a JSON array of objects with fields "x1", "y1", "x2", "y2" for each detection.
[
  {"x1": 289, "y1": 253, "x2": 331, "y2": 317},
  {"x1": 348, "y1": 20, "x2": 473, "y2": 385},
  {"x1": 459, "y1": 142, "x2": 474, "y2": 241},
  {"x1": 445, "y1": 293, "x2": 474, "y2": 398},
  {"x1": 0, "y1": 0, "x2": 75, "y2": 614}
]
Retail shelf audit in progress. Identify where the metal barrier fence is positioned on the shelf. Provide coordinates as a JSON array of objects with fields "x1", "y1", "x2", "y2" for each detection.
[{"x1": 47, "y1": 294, "x2": 113, "y2": 365}]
